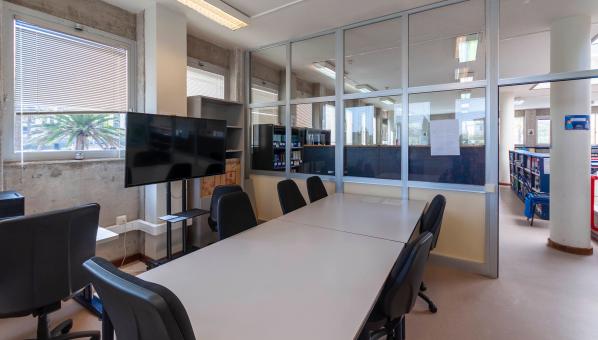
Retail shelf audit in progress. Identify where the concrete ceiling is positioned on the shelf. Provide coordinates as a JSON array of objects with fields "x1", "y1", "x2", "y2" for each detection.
[{"x1": 101, "y1": 0, "x2": 440, "y2": 48}]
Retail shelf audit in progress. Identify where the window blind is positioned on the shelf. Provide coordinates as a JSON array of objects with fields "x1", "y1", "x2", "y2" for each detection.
[
  {"x1": 187, "y1": 66, "x2": 225, "y2": 99},
  {"x1": 14, "y1": 20, "x2": 129, "y2": 113}
]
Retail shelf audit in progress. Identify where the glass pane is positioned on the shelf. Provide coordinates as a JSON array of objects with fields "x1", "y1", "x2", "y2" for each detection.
[
  {"x1": 15, "y1": 113, "x2": 125, "y2": 152},
  {"x1": 290, "y1": 102, "x2": 335, "y2": 175},
  {"x1": 251, "y1": 46, "x2": 286, "y2": 104},
  {"x1": 500, "y1": 0, "x2": 598, "y2": 79},
  {"x1": 409, "y1": 0, "x2": 486, "y2": 87},
  {"x1": 251, "y1": 106, "x2": 286, "y2": 171},
  {"x1": 408, "y1": 89, "x2": 485, "y2": 185},
  {"x1": 344, "y1": 96, "x2": 401, "y2": 179},
  {"x1": 291, "y1": 34, "x2": 336, "y2": 99},
  {"x1": 537, "y1": 119, "x2": 551, "y2": 145},
  {"x1": 186, "y1": 67, "x2": 225, "y2": 99},
  {"x1": 344, "y1": 18, "x2": 402, "y2": 93}
]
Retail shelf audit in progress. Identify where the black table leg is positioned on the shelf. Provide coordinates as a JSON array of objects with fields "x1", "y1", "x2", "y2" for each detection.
[{"x1": 102, "y1": 308, "x2": 114, "y2": 340}]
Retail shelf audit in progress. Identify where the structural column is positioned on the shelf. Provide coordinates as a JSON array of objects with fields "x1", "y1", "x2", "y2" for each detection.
[
  {"x1": 549, "y1": 15, "x2": 593, "y2": 254},
  {"x1": 143, "y1": 3, "x2": 187, "y2": 224},
  {"x1": 499, "y1": 91, "x2": 516, "y2": 185}
]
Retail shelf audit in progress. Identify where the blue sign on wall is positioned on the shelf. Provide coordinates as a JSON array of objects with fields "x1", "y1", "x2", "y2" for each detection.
[{"x1": 564, "y1": 115, "x2": 590, "y2": 130}]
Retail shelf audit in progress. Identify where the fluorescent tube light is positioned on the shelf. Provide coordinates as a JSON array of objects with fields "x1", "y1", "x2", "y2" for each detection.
[
  {"x1": 380, "y1": 97, "x2": 395, "y2": 105},
  {"x1": 177, "y1": 0, "x2": 248, "y2": 31},
  {"x1": 513, "y1": 97, "x2": 525, "y2": 106},
  {"x1": 313, "y1": 62, "x2": 337, "y2": 79},
  {"x1": 356, "y1": 84, "x2": 377, "y2": 93},
  {"x1": 531, "y1": 78, "x2": 598, "y2": 90}
]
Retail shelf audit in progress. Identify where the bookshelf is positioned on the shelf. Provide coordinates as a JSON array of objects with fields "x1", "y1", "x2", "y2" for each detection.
[
  {"x1": 251, "y1": 124, "x2": 303, "y2": 171},
  {"x1": 509, "y1": 150, "x2": 550, "y2": 219}
]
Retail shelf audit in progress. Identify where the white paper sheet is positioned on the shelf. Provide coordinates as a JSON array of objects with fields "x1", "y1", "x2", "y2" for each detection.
[
  {"x1": 543, "y1": 158, "x2": 550, "y2": 175},
  {"x1": 430, "y1": 119, "x2": 460, "y2": 156}
]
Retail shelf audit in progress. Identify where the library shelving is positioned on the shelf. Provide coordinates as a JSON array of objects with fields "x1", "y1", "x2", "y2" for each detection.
[
  {"x1": 509, "y1": 150, "x2": 550, "y2": 220},
  {"x1": 252, "y1": 124, "x2": 303, "y2": 171}
]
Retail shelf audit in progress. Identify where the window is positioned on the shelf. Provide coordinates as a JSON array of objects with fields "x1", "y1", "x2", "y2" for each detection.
[
  {"x1": 408, "y1": 89, "x2": 486, "y2": 185},
  {"x1": 344, "y1": 18, "x2": 402, "y2": 93},
  {"x1": 291, "y1": 34, "x2": 336, "y2": 99},
  {"x1": 537, "y1": 119, "x2": 551, "y2": 145},
  {"x1": 250, "y1": 46, "x2": 285, "y2": 104},
  {"x1": 291, "y1": 102, "x2": 336, "y2": 175},
  {"x1": 10, "y1": 17, "x2": 133, "y2": 159},
  {"x1": 344, "y1": 96, "x2": 401, "y2": 179},
  {"x1": 514, "y1": 116, "x2": 524, "y2": 145},
  {"x1": 187, "y1": 66, "x2": 225, "y2": 99},
  {"x1": 409, "y1": 0, "x2": 485, "y2": 86}
]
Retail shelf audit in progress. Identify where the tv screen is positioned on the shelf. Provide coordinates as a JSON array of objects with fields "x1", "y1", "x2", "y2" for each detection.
[{"x1": 125, "y1": 112, "x2": 227, "y2": 187}]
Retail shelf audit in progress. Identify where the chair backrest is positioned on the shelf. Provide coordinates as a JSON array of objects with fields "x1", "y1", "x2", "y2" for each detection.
[
  {"x1": 208, "y1": 185, "x2": 243, "y2": 232},
  {"x1": 277, "y1": 179, "x2": 307, "y2": 214},
  {"x1": 306, "y1": 176, "x2": 328, "y2": 203},
  {"x1": 379, "y1": 232, "x2": 433, "y2": 319},
  {"x1": 0, "y1": 204, "x2": 100, "y2": 317},
  {"x1": 84, "y1": 257, "x2": 196, "y2": 340},
  {"x1": 217, "y1": 191, "x2": 258, "y2": 240},
  {"x1": 419, "y1": 195, "x2": 446, "y2": 250}
]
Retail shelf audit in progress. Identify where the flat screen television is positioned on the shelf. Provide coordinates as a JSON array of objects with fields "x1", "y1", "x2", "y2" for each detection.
[{"x1": 125, "y1": 112, "x2": 227, "y2": 188}]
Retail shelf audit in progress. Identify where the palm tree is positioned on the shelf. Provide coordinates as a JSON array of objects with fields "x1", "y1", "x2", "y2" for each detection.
[{"x1": 31, "y1": 114, "x2": 123, "y2": 150}]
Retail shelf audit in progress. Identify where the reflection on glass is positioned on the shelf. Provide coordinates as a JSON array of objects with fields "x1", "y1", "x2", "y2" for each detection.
[
  {"x1": 290, "y1": 102, "x2": 336, "y2": 175},
  {"x1": 251, "y1": 46, "x2": 286, "y2": 104},
  {"x1": 408, "y1": 89, "x2": 486, "y2": 185},
  {"x1": 344, "y1": 96, "x2": 401, "y2": 179},
  {"x1": 344, "y1": 18, "x2": 402, "y2": 93},
  {"x1": 409, "y1": 0, "x2": 485, "y2": 86},
  {"x1": 250, "y1": 106, "x2": 286, "y2": 171},
  {"x1": 500, "y1": 0, "x2": 598, "y2": 79},
  {"x1": 537, "y1": 119, "x2": 550, "y2": 145},
  {"x1": 291, "y1": 34, "x2": 336, "y2": 99}
]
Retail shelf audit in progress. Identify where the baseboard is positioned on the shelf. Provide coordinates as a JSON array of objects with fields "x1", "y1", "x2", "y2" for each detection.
[
  {"x1": 547, "y1": 238, "x2": 593, "y2": 255},
  {"x1": 428, "y1": 253, "x2": 489, "y2": 276}
]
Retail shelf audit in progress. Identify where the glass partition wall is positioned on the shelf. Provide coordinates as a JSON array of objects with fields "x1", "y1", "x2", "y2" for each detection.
[{"x1": 248, "y1": 0, "x2": 489, "y2": 189}]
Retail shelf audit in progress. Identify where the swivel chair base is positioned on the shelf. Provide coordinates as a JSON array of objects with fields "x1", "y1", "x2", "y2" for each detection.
[{"x1": 28, "y1": 313, "x2": 100, "y2": 340}]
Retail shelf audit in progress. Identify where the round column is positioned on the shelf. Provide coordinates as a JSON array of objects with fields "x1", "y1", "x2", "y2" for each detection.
[
  {"x1": 499, "y1": 92, "x2": 516, "y2": 185},
  {"x1": 549, "y1": 15, "x2": 593, "y2": 254}
]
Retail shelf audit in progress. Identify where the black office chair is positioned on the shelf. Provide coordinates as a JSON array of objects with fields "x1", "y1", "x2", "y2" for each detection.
[
  {"x1": 306, "y1": 176, "x2": 328, "y2": 203},
  {"x1": 418, "y1": 194, "x2": 446, "y2": 314},
  {"x1": 83, "y1": 257, "x2": 196, "y2": 340},
  {"x1": 208, "y1": 185, "x2": 243, "y2": 232},
  {"x1": 0, "y1": 204, "x2": 101, "y2": 340},
  {"x1": 277, "y1": 179, "x2": 307, "y2": 214},
  {"x1": 217, "y1": 191, "x2": 258, "y2": 240},
  {"x1": 359, "y1": 232, "x2": 433, "y2": 340}
]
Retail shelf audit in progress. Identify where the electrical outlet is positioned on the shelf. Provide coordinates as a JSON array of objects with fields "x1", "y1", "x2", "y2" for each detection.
[{"x1": 116, "y1": 215, "x2": 127, "y2": 225}]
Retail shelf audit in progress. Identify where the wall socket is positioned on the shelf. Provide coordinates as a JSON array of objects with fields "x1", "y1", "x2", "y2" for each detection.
[{"x1": 116, "y1": 215, "x2": 127, "y2": 225}]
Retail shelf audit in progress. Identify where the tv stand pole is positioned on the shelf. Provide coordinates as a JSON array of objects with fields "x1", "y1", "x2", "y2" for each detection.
[
  {"x1": 166, "y1": 182, "x2": 172, "y2": 260},
  {"x1": 181, "y1": 179, "x2": 188, "y2": 254}
]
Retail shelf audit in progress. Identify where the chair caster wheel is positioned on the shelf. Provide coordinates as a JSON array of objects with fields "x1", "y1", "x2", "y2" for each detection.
[{"x1": 429, "y1": 304, "x2": 438, "y2": 313}]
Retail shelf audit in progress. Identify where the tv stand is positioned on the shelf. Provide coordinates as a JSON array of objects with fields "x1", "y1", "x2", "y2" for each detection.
[{"x1": 147, "y1": 180, "x2": 209, "y2": 269}]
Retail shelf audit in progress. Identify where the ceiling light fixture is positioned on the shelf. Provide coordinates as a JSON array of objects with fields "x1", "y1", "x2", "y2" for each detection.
[
  {"x1": 531, "y1": 78, "x2": 598, "y2": 90},
  {"x1": 313, "y1": 61, "x2": 337, "y2": 79},
  {"x1": 513, "y1": 97, "x2": 525, "y2": 106},
  {"x1": 177, "y1": 0, "x2": 248, "y2": 31},
  {"x1": 356, "y1": 84, "x2": 377, "y2": 93},
  {"x1": 380, "y1": 97, "x2": 395, "y2": 105}
]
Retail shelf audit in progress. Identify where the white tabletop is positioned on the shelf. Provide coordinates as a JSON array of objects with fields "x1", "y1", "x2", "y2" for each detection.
[
  {"x1": 139, "y1": 219, "x2": 404, "y2": 340},
  {"x1": 279, "y1": 193, "x2": 427, "y2": 243},
  {"x1": 96, "y1": 227, "x2": 118, "y2": 244}
]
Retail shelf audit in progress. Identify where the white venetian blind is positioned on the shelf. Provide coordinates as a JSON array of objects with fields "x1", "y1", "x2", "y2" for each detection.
[
  {"x1": 14, "y1": 19, "x2": 129, "y2": 113},
  {"x1": 187, "y1": 66, "x2": 225, "y2": 99}
]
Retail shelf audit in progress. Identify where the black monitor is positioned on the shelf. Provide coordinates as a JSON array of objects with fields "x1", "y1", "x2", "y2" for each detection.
[{"x1": 125, "y1": 112, "x2": 227, "y2": 188}]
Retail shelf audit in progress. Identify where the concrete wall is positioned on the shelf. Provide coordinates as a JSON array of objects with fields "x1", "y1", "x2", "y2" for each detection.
[
  {"x1": 5, "y1": 0, "x2": 136, "y2": 40},
  {"x1": 187, "y1": 35, "x2": 230, "y2": 69},
  {"x1": 3, "y1": 159, "x2": 140, "y2": 226}
]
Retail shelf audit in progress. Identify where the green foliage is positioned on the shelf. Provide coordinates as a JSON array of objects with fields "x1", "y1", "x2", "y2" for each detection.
[{"x1": 30, "y1": 114, "x2": 123, "y2": 150}]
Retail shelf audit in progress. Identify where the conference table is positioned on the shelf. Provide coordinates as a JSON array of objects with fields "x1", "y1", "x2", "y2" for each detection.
[{"x1": 133, "y1": 193, "x2": 427, "y2": 340}]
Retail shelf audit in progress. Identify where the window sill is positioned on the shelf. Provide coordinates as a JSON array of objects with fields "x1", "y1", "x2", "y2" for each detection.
[{"x1": 3, "y1": 157, "x2": 124, "y2": 167}]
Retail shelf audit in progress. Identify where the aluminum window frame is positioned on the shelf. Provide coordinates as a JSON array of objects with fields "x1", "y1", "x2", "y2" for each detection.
[
  {"x1": 246, "y1": 0, "x2": 598, "y2": 278},
  {"x1": 1, "y1": 3, "x2": 137, "y2": 162}
]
